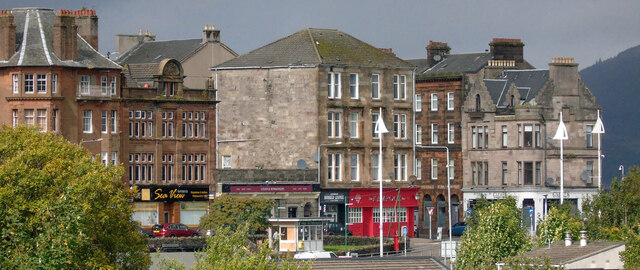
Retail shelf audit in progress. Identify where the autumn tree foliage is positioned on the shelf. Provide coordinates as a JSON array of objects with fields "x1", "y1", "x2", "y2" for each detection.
[{"x1": 0, "y1": 127, "x2": 150, "y2": 269}]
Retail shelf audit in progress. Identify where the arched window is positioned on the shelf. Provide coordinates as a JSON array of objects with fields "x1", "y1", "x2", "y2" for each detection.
[
  {"x1": 475, "y1": 94, "x2": 481, "y2": 112},
  {"x1": 436, "y1": 195, "x2": 446, "y2": 227},
  {"x1": 423, "y1": 195, "x2": 432, "y2": 229}
]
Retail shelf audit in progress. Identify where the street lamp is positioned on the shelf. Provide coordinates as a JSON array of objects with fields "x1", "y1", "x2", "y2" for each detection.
[
  {"x1": 553, "y1": 112, "x2": 568, "y2": 204},
  {"x1": 415, "y1": 144, "x2": 451, "y2": 265},
  {"x1": 317, "y1": 141, "x2": 342, "y2": 217},
  {"x1": 592, "y1": 110, "x2": 605, "y2": 190},
  {"x1": 374, "y1": 108, "x2": 389, "y2": 257}
]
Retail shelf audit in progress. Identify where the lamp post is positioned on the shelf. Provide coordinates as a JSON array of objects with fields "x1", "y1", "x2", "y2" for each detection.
[
  {"x1": 317, "y1": 141, "x2": 342, "y2": 217},
  {"x1": 592, "y1": 110, "x2": 605, "y2": 190},
  {"x1": 553, "y1": 112, "x2": 568, "y2": 204},
  {"x1": 374, "y1": 108, "x2": 388, "y2": 257},
  {"x1": 415, "y1": 145, "x2": 451, "y2": 265}
]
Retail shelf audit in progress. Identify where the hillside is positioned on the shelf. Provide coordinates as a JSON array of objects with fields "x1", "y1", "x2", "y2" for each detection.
[{"x1": 580, "y1": 44, "x2": 640, "y2": 188}]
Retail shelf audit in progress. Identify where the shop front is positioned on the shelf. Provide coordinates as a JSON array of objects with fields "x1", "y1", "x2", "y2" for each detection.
[
  {"x1": 220, "y1": 183, "x2": 321, "y2": 219},
  {"x1": 133, "y1": 185, "x2": 210, "y2": 228},
  {"x1": 347, "y1": 187, "x2": 419, "y2": 238},
  {"x1": 267, "y1": 217, "x2": 333, "y2": 252},
  {"x1": 319, "y1": 189, "x2": 350, "y2": 223}
]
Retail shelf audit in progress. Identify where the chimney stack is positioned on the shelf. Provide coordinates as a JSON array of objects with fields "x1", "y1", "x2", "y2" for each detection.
[
  {"x1": 565, "y1": 231, "x2": 572, "y2": 246},
  {"x1": 115, "y1": 29, "x2": 155, "y2": 57},
  {"x1": 0, "y1": 10, "x2": 16, "y2": 61},
  {"x1": 426, "y1": 41, "x2": 450, "y2": 67},
  {"x1": 549, "y1": 57, "x2": 579, "y2": 96},
  {"x1": 489, "y1": 38, "x2": 524, "y2": 63},
  {"x1": 54, "y1": 10, "x2": 78, "y2": 61},
  {"x1": 202, "y1": 24, "x2": 220, "y2": 43},
  {"x1": 74, "y1": 9, "x2": 98, "y2": 50}
]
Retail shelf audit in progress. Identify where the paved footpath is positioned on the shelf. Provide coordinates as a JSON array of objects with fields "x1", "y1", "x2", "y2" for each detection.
[{"x1": 389, "y1": 236, "x2": 460, "y2": 267}]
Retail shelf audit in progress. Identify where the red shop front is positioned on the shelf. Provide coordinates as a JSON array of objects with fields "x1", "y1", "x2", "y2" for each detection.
[{"x1": 347, "y1": 187, "x2": 419, "y2": 238}]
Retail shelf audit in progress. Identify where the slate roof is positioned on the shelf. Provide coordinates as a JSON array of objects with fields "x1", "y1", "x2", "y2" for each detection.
[
  {"x1": 116, "y1": 39, "x2": 204, "y2": 64},
  {"x1": 517, "y1": 241, "x2": 624, "y2": 266},
  {"x1": 0, "y1": 8, "x2": 120, "y2": 69},
  {"x1": 121, "y1": 63, "x2": 159, "y2": 87},
  {"x1": 216, "y1": 28, "x2": 413, "y2": 69},
  {"x1": 484, "y1": 69, "x2": 550, "y2": 107}
]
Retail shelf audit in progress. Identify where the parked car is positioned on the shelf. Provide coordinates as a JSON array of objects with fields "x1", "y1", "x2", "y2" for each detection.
[
  {"x1": 294, "y1": 251, "x2": 338, "y2": 259},
  {"x1": 138, "y1": 226, "x2": 154, "y2": 238},
  {"x1": 451, "y1": 222, "x2": 467, "y2": 236},
  {"x1": 324, "y1": 222, "x2": 353, "y2": 236},
  {"x1": 152, "y1": 223, "x2": 200, "y2": 237}
]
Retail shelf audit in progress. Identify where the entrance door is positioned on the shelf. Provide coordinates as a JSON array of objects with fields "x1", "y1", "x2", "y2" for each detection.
[
  {"x1": 522, "y1": 199, "x2": 535, "y2": 234},
  {"x1": 164, "y1": 211, "x2": 170, "y2": 224}
]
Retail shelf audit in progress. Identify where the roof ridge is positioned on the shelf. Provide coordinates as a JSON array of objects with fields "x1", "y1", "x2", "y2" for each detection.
[{"x1": 306, "y1": 28, "x2": 323, "y2": 63}]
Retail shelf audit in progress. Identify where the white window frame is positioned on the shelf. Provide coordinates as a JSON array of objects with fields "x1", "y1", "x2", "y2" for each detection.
[
  {"x1": 101, "y1": 110, "x2": 108, "y2": 133},
  {"x1": 111, "y1": 152, "x2": 117, "y2": 165},
  {"x1": 348, "y1": 207, "x2": 362, "y2": 223},
  {"x1": 328, "y1": 153, "x2": 342, "y2": 182},
  {"x1": 372, "y1": 153, "x2": 379, "y2": 181},
  {"x1": 52, "y1": 109, "x2": 58, "y2": 132},
  {"x1": 24, "y1": 74, "x2": 34, "y2": 93},
  {"x1": 431, "y1": 93, "x2": 438, "y2": 111},
  {"x1": 12, "y1": 110, "x2": 18, "y2": 127},
  {"x1": 80, "y1": 75, "x2": 90, "y2": 94},
  {"x1": 415, "y1": 94, "x2": 422, "y2": 112},
  {"x1": 328, "y1": 72, "x2": 341, "y2": 99},
  {"x1": 393, "y1": 114, "x2": 406, "y2": 139},
  {"x1": 328, "y1": 111, "x2": 342, "y2": 138},
  {"x1": 51, "y1": 74, "x2": 57, "y2": 94},
  {"x1": 393, "y1": 75, "x2": 399, "y2": 100},
  {"x1": 400, "y1": 75, "x2": 406, "y2": 100},
  {"x1": 101, "y1": 152, "x2": 108, "y2": 166},
  {"x1": 110, "y1": 76, "x2": 117, "y2": 95},
  {"x1": 447, "y1": 92, "x2": 454, "y2": 111},
  {"x1": 350, "y1": 153, "x2": 359, "y2": 181},
  {"x1": 12, "y1": 74, "x2": 19, "y2": 94},
  {"x1": 349, "y1": 73, "x2": 359, "y2": 99},
  {"x1": 371, "y1": 74, "x2": 380, "y2": 99},
  {"x1": 372, "y1": 113, "x2": 379, "y2": 139},
  {"x1": 36, "y1": 109, "x2": 46, "y2": 131},
  {"x1": 349, "y1": 112, "x2": 358, "y2": 138},
  {"x1": 447, "y1": 123, "x2": 454, "y2": 144},
  {"x1": 101, "y1": 76, "x2": 108, "y2": 94},
  {"x1": 36, "y1": 74, "x2": 47, "y2": 93},
  {"x1": 416, "y1": 124, "x2": 422, "y2": 145},
  {"x1": 110, "y1": 110, "x2": 117, "y2": 134},
  {"x1": 586, "y1": 124, "x2": 594, "y2": 148},
  {"x1": 502, "y1": 162, "x2": 508, "y2": 185},
  {"x1": 394, "y1": 154, "x2": 407, "y2": 181},
  {"x1": 431, "y1": 158, "x2": 438, "y2": 180},
  {"x1": 83, "y1": 110, "x2": 92, "y2": 133},
  {"x1": 448, "y1": 159, "x2": 454, "y2": 181},
  {"x1": 416, "y1": 158, "x2": 422, "y2": 180},
  {"x1": 431, "y1": 123, "x2": 438, "y2": 144},
  {"x1": 502, "y1": 125, "x2": 508, "y2": 148},
  {"x1": 222, "y1": 156, "x2": 231, "y2": 169}
]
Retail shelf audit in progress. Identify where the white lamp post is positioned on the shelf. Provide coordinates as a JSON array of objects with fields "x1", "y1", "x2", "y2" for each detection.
[
  {"x1": 553, "y1": 111, "x2": 568, "y2": 204},
  {"x1": 416, "y1": 145, "x2": 451, "y2": 265},
  {"x1": 374, "y1": 107, "x2": 388, "y2": 257},
  {"x1": 592, "y1": 110, "x2": 605, "y2": 190}
]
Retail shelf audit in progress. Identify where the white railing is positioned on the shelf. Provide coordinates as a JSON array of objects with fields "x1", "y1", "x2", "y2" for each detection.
[{"x1": 77, "y1": 85, "x2": 113, "y2": 97}]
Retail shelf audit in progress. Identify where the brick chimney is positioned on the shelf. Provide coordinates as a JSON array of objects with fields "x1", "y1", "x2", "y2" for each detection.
[
  {"x1": 0, "y1": 10, "x2": 16, "y2": 61},
  {"x1": 74, "y1": 9, "x2": 98, "y2": 50},
  {"x1": 53, "y1": 10, "x2": 78, "y2": 61},
  {"x1": 116, "y1": 29, "x2": 155, "y2": 57},
  {"x1": 489, "y1": 38, "x2": 524, "y2": 63},
  {"x1": 426, "y1": 40, "x2": 450, "y2": 67},
  {"x1": 202, "y1": 24, "x2": 220, "y2": 43}
]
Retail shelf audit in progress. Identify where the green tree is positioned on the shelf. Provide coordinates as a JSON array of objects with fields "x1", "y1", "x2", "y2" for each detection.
[
  {"x1": 189, "y1": 224, "x2": 309, "y2": 270},
  {"x1": 536, "y1": 205, "x2": 583, "y2": 246},
  {"x1": 455, "y1": 197, "x2": 531, "y2": 270},
  {"x1": 200, "y1": 195, "x2": 275, "y2": 232},
  {"x1": 0, "y1": 127, "x2": 150, "y2": 269}
]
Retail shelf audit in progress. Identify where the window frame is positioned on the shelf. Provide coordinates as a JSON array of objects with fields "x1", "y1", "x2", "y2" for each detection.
[
  {"x1": 447, "y1": 92, "x2": 454, "y2": 111},
  {"x1": 328, "y1": 72, "x2": 341, "y2": 99},
  {"x1": 83, "y1": 110, "x2": 93, "y2": 133},
  {"x1": 431, "y1": 123, "x2": 438, "y2": 144},
  {"x1": 36, "y1": 74, "x2": 47, "y2": 93},
  {"x1": 415, "y1": 94, "x2": 422, "y2": 112},
  {"x1": 586, "y1": 124, "x2": 594, "y2": 148},
  {"x1": 371, "y1": 74, "x2": 380, "y2": 99},
  {"x1": 431, "y1": 158, "x2": 438, "y2": 180},
  {"x1": 349, "y1": 112, "x2": 358, "y2": 138},
  {"x1": 328, "y1": 111, "x2": 342, "y2": 138},
  {"x1": 416, "y1": 124, "x2": 422, "y2": 145},
  {"x1": 447, "y1": 123, "x2": 454, "y2": 144},
  {"x1": 349, "y1": 73, "x2": 359, "y2": 99},
  {"x1": 24, "y1": 74, "x2": 34, "y2": 93},
  {"x1": 431, "y1": 93, "x2": 438, "y2": 111},
  {"x1": 350, "y1": 153, "x2": 359, "y2": 181},
  {"x1": 394, "y1": 154, "x2": 407, "y2": 181},
  {"x1": 12, "y1": 74, "x2": 19, "y2": 94},
  {"x1": 328, "y1": 153, "x2": 342, "y2": 182}
]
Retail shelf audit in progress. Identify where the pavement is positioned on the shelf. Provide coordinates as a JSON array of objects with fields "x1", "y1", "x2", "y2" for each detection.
[{"x1": 388, "y1": 236, "x2": 460, "y2": 267}]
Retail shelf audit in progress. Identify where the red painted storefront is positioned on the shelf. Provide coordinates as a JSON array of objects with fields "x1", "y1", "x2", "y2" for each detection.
[{"x1": 347, "y1": 188, "x2": 419, "y2": 238}]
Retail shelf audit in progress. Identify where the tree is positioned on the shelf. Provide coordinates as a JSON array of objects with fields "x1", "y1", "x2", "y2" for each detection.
[
  {"x1": 455, "y1": 197, "x2": 531, "y2": 270},
  {"x1": 0, "y1": 127, "x2": 150, "y2": 269},
  {"x1": 536, "y1": 205, "x2": 583, "y2": 246},
  {"x1": 200, "y1": 195, "x2": 275, "y2": 232}
]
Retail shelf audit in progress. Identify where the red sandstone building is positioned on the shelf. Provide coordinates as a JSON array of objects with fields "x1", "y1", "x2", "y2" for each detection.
[{"x1": 0, "y1": 8, "x2": 219, "y2": 228}]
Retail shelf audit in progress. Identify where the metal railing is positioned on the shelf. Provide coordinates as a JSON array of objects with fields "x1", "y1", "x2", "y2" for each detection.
[{"x1": 77, "y1": 85, "x2": 115, "y2": 98}]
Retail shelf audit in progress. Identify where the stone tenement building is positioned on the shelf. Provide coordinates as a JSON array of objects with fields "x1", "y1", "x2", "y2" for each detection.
[
  {"x1": 0, "y1": 8, "x2": 121, "y2": 171},
  {"x1": 116, "y1": 26, "x2": 239, "y2": 227},
  {"x1": 214, "y1": 28, "x2": 417, "y2": 239},
  {"x1": 407, "y1": 38, "x2": 535, "y2": 237},
  {"x1": 462, "y1": 57, "x2": 600, "y2": 234}
]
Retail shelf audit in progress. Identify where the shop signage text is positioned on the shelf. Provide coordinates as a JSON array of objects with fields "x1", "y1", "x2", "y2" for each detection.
[
  {"x1": 230, "y1": 185, "x2": 313, "y2": 193},
  {"x1": 135, "y1": 185, "x2": 208, "y2": 202}
]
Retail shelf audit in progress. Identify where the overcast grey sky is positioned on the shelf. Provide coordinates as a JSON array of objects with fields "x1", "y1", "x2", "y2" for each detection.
[{"x1": 5, "y1": 0, "x2": 640, "y2": 69}]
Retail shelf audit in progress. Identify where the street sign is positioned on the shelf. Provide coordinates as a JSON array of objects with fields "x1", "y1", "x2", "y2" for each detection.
[
  {"x1": 402, "y1": 226, "x2": 408, "y2": 236},
  {"x1": 427, "y1": 207, "x2": 434, "y2": 217},
  {"x1": 529, "y1": 207, "x2": 534, "y2": 214}
]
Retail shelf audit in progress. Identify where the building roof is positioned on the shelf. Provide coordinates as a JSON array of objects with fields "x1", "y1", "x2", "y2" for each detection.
[
  {"x1": 0, "y1": 8, "x2": 120, "y2": 69},
  {"x1": 518, "y1": 241, "x2": 624, "y2": 266},
  {"x1": 215, "y1": 28, "x2": 413, "y2": 69},
  {"x1": 122, "y1": 63, "x2": 159, "y2": 87},
  {"x1": 483, "y1": 69, "x2": 550, "y2": 107},
  {"x1": 116, "y1": 39, "x2": 205, "y2": 64},
  {"x1": 409, "y1": 53, "x2": 492, "y2": 75}
]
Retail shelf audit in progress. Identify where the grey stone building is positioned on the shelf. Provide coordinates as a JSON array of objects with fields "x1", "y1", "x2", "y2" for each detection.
[
  {"x1": 213, "y1": 28, "x2": 417, "y2": 237},
  {"x1": 461, "y1": 57, "x2": 600, "y2": 234}
]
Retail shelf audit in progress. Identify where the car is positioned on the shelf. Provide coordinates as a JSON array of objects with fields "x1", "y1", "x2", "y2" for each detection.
[
  {"x1": 451, "y1": 222, "x2": 467, "y2": 236},
  {"x1": 324, "y1": 222, "x2": 353, "y2": 236},
  {"x1": 152, "y1": 223, "x2": 201, "y2": 237},
  {"x1": 294, "y1": 251, "x2": 338, "y2": 259},
  {"x1": 138, "y1": 226, "x2": 154, "y2": 238}
]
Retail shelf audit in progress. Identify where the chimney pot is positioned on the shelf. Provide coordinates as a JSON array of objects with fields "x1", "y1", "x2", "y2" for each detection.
[
  {"x1": 580, "y1": 230, "x2": 587, "y2": 246},
  {"x1": 565, "y1": 231, "x2": 572, "y2": 246}
]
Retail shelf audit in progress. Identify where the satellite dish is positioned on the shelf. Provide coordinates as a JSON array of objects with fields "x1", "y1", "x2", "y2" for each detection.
[
  {"x1": 297, "y1": 159, "x2": 307, "y2": 170},
  {"x1": 580, "y1": 171, "x2": 590, "y2": 182},
  {"x1": 433, "y1": 54, "x2": 442, "y2": 61},
  {"x1": 313, "y1": 151, "x2": 320, "y2": 162},
  {"x1": 545, "y1": 178, "x2": 554, "y2": 186}
]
